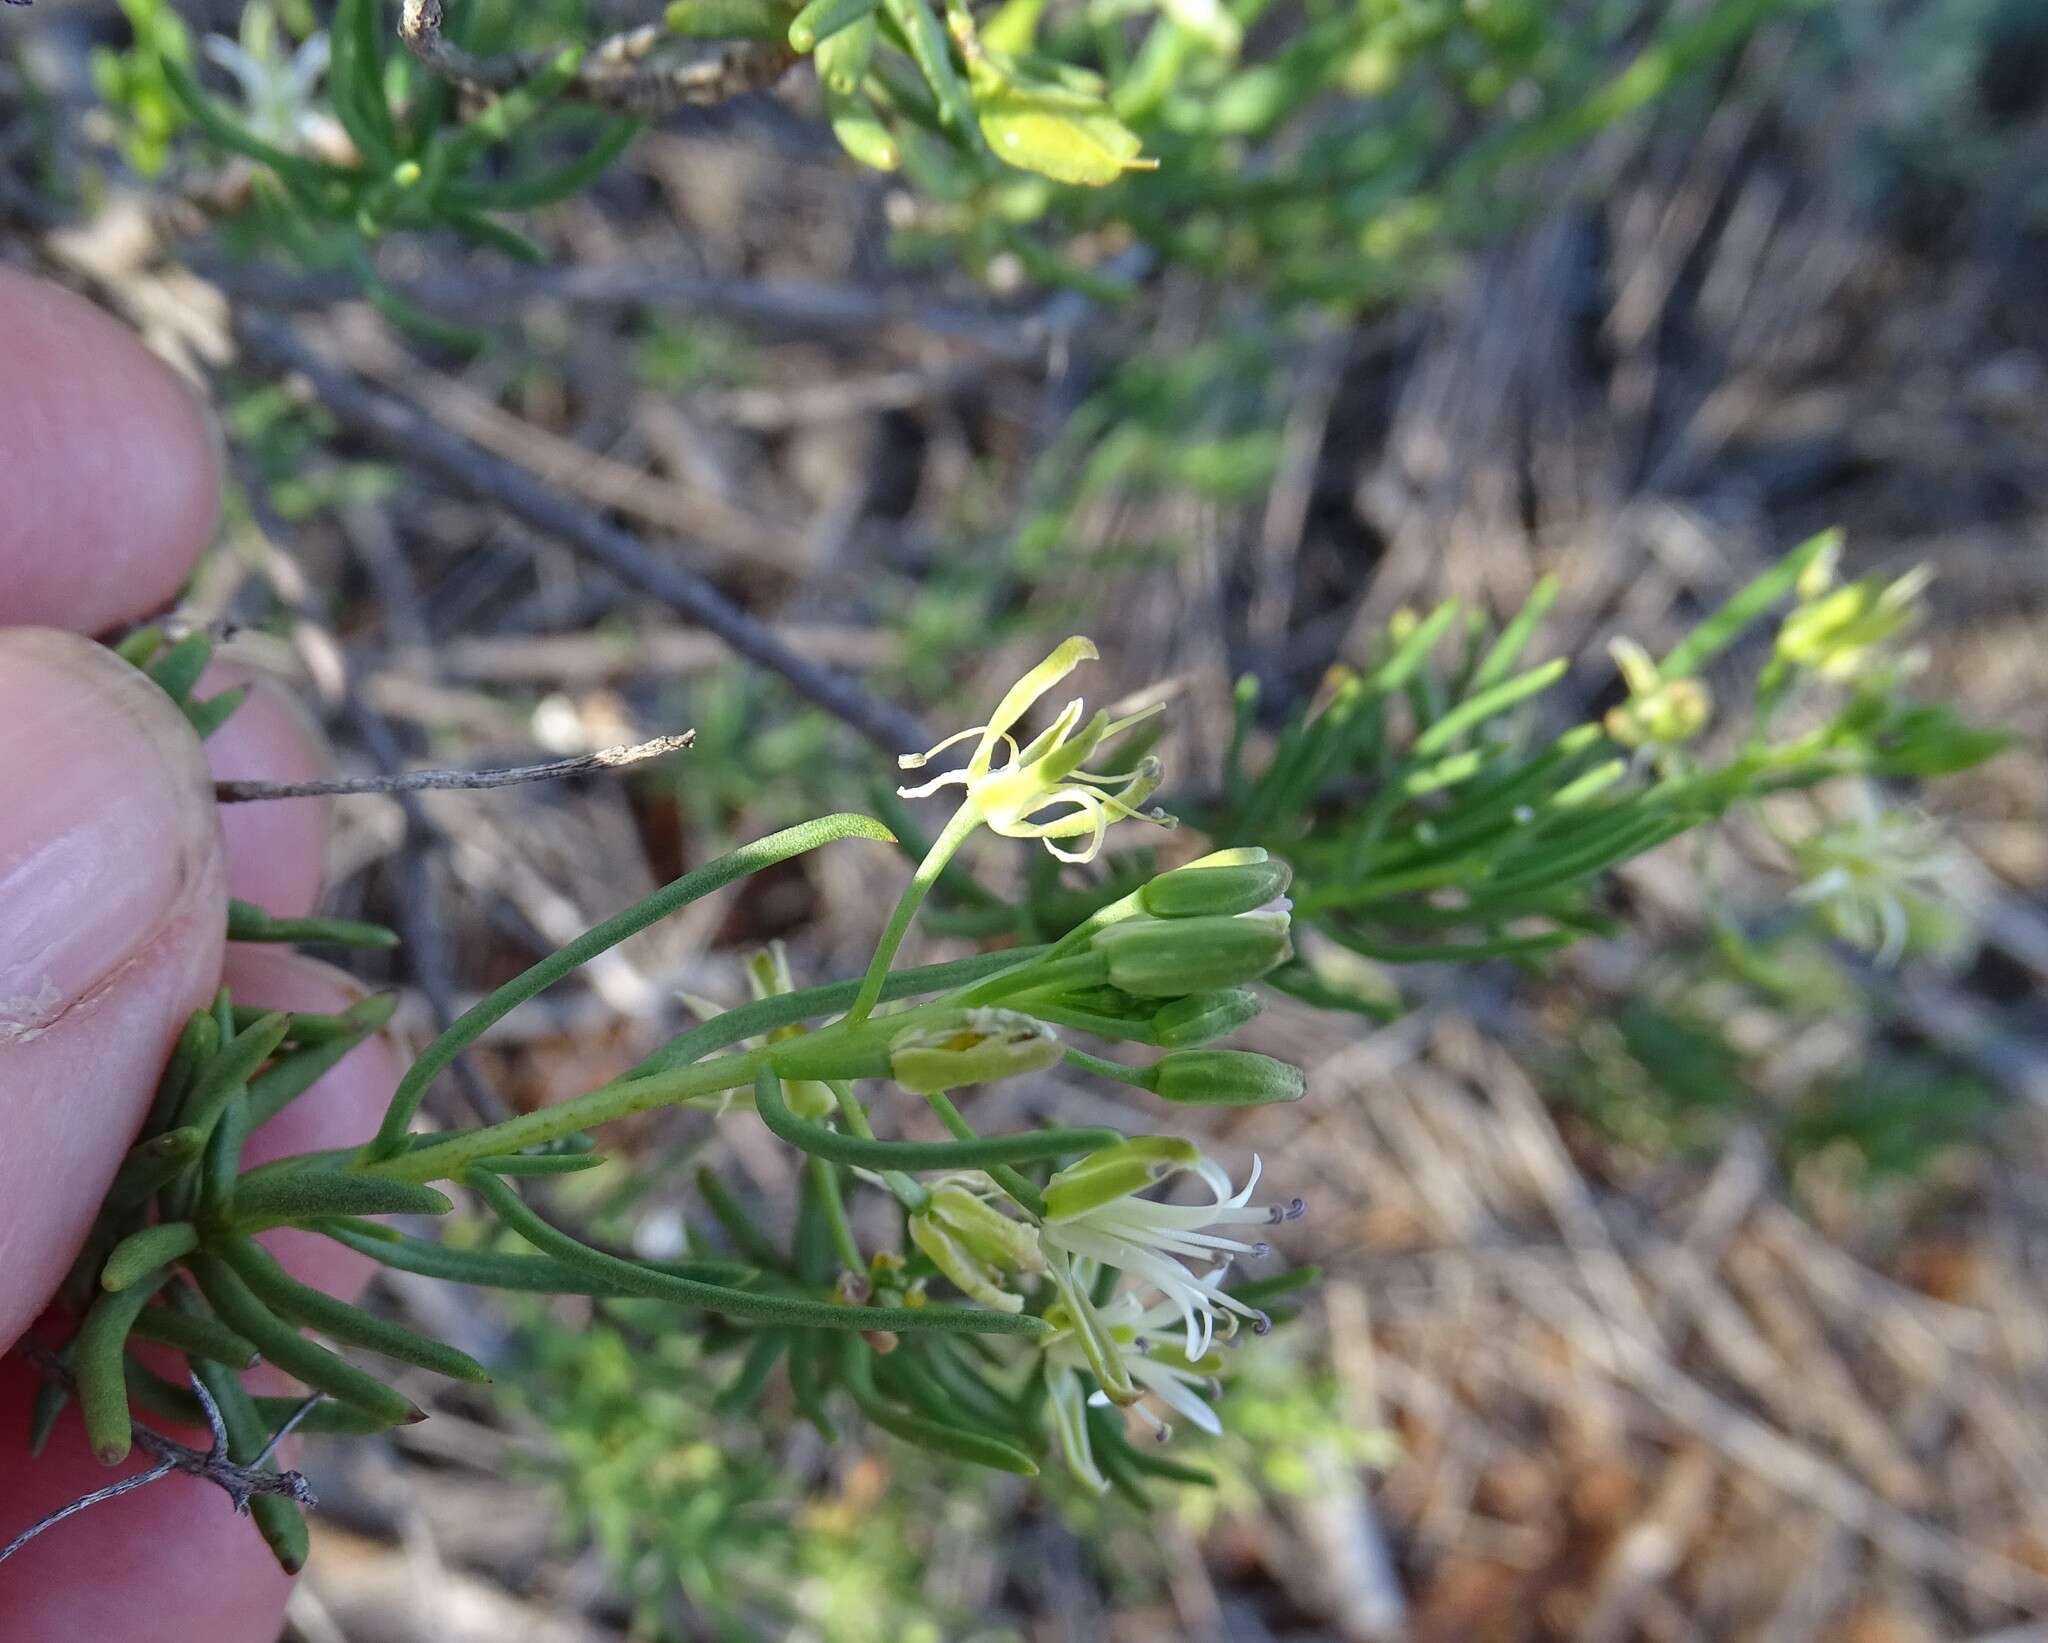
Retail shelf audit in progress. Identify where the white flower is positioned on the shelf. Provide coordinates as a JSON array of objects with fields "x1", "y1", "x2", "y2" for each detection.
[
  {"x1": 1084, "y1": 1285, "x2": 1228, "y2": 1436},
  {"x1": 1791, "y1": 787, "x2": 1971, "y2": 967},
  {"x1": 897, "y1": 636, "x2": 1174, "y2": 863},
  {"x1": 1043, "y1": 1272, "x2": 1236, "y2": 1489},
  {"x1": 203, "y1": 3, "x2": 334, "y2": 153},
  {"x1": 1041, "y1": 1139, "x2": 1300, "y2": 1375}
]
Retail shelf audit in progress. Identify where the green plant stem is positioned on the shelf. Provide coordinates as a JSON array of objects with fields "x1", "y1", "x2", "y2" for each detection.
[
  {"x1": 808, "y1": 1158, "x2": 864, "y2": 1274},
  {"x1": 848, "y1": 803, "x2": 983, "y2": 1021},
  {"x1": 628, "y1": 947, "x2": 1048, "y2": 1080},
  {"x1": 1064, "y1": 1047, "x2": 1156, "y2": 1090},
  {"x1": 754, "y1": 1065, "x2": 1109, "y2": 1174},
  {"x1": 922, "y1": 1089, "x2": 1046, "y2": 1218},
  {"x1": 357, "y1": 1049, "x2": 769, "y2": 1184},
  {"x1": 829, "y1": 1080, "x2": 926, "y2": 1209}
]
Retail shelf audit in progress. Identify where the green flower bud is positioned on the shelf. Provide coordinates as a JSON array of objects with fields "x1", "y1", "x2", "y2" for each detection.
[
  {"x1": 889, "y1": 1008, "x2": 1062, "y2": 1093},
  {"x1": 1602, "y1": 638, "x2": 1711, "y2": 750},
  {"x1": 925, "y1": 1185, "x2": 1044, "y2": 1274},
  {"x1": 1139, "y1": 856, "x2": 1292, "y2": 918},
  {"x1": 907, "y1": 1186, "x2": 1042, "y2": 1314},
  {"x1": 1151, "y1": 1049, "x2": 1304, "y2": 1107},
  {"x1": 1091, "y1": 912, "x2": 1292, "y2": 998},
  {"x1": 1043, "y1": 1136, "x2": 1201, "y2": 1221},
  {"x1": 1776, "y1": 564, "x2": 1930, "y2": 682},
  {"x1": 1151, "y1": 989, "x2": 1261, "y2": 1048}
]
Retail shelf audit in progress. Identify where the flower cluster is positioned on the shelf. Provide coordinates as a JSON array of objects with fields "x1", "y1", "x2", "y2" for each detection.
[{"x1": 1776, "y1": 541, "x2": 1931, "y2": 685}]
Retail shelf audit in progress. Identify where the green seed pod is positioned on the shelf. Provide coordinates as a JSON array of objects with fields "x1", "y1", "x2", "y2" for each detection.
[
  {"x1": 1091, "y1": 912, "x2": 1292, "y2": 998},
  {"x1": 1140, "y1": 856, "x2": 1292, "y2": 917},
  {"x1": 890, "y1": 1008, "x2": 1062, "y2": 1093},
  {"x1": 1151, "y1": 1048, "x2": 1305, "y2": 1107},
  {"x1": 1151, "y1": 989, "x2": 1261, "y2": 1048}
]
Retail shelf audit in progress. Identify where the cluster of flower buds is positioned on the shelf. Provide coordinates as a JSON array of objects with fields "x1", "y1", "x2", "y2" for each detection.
[
  {"x1": 1603, "y1": 636, "x2": 1712, "y2": 753},
  {"x1": 1776, "y1": 538, "x2": 1930, "y2": 685}
]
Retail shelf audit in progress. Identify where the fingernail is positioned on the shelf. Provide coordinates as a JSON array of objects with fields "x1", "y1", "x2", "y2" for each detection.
[{"x1": 0, "y1": 630, "x2": 220, "y2": 1040}]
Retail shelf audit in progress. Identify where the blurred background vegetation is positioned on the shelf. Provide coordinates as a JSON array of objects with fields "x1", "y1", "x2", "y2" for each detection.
[{"x1": 5, "y1": 0, "x2": 2048, "y2": 1635}]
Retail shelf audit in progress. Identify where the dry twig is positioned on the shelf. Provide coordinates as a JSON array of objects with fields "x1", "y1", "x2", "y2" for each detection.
[
  {"x1": 214, "y1": 732, "x2": 694, "y2": 803},
  {"x1": 1, "y1": 1345, "x2": 319, "y2": 1569}
]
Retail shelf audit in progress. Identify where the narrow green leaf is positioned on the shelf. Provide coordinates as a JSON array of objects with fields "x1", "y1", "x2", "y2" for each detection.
[
  {"x1": 183, "y1": 685, "x2": 248, "y2": 741},
  {"x1": 754, "y1": 1065, "x2": 1117, "y2": 1170},
  {"x1": 472, "y1": 1151, "x2": 606, "y2": 1176},
  {"x1": 106, "y1": 1126, "x2": 206, "y2": 1210},
  {"x1": 178, "y1": 1011, "x2": 291, "y2": 1137},
  {"x1": 142, "y1": 1010, "x2": 219, "y2": 1137},
  {"x1": 712, "y1": 1331, "x2": 787, "y2": 1413},
  {"x1": 1660, "y1": 530, "x2": 1839, "y2": 679},
  {"x1": 443, "y1": 116, "x2": 639, "y2": 212},
  {"x1": 144, "y1": 631, "x2": 213, "y2": 704},
  {"x1": 188, "y1": 1256, "x2": 423, "y2": 1427},
  {"x1": 101, "y1": 1222, "x2": 200, "y2": 1292},
  {"x1": 184, "y1": 1352, "x2": 311, "y2": 1573},
  {"x1": 28, "y1": 1343, "x2": 73, "y2": 1457},
  {"x1": 372, "y1": 813, "x2": 894, "y2": 1156},
  {"x1": 1413, "y1": 657, "x2": 1569, "y2": 757},
  {"x1": 76, "y1": 1269, "x2": 171, "y2": 1465},
  {"x1": 1371, "y1": 600, "x2": 1461, "y2": 691},
  {"x1": 227, "y1": 900, "x2": 399, "y2": 948},
  {"x1": 790, "y1": 0, "x2": 877, "y2": 50},
  {"x1": 129, "y1": 1304, "x2": 260, "y2": 1369},
  {"x1": 125, "y1": 1359, "x2": 391, "y2": 1436},
  {"x1": 246, "y1": 995, "x2": 398, "y2": 1129},
  {"x1": 468, "y1": 1171, "x2": 1048, "y2": 1337},
  {"x1": 881, "y1": 0, "x2": 985, "y2": 150},
  {"x1": 847, "y1": 1349, "x2": 1038, "y2": 1473},
  {"x1": 1470, "y1": 577, "x2": 1562, "y2": 691},
  {"x1": 219, "y1": 1236, "x2": 490, "y2": 1383},
  {"x1": 230, "y1": 1172, "x2": 454, "y2": 1229}
]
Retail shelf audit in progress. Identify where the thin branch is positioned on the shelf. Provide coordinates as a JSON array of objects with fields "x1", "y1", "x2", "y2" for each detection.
[
  {"x1": 231, "y1": 310, "x2": 933, "y2": 756},
  {"x1": 214, "y1": 732, "x2": 696, "y2": 803},
  {"x1": 0, "y1": 1463, "x2": 179, "y2": 1565},
  {"x1": 251, "y1": 1395, "x2": 326, "y2": 1468},
  {"x1": 1, "y1": 1348, "x2": 318, "y2": 1568},
  {"x1": 397, "y1": 0, "x2": 796, "y2": 113}
]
